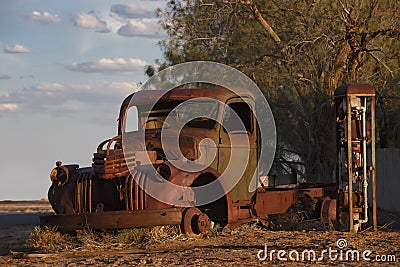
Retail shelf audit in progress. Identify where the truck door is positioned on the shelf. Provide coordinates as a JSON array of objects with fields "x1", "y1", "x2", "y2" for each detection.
[{"x1": 218, "y1": 97, "x2": 257, "y2": 202}]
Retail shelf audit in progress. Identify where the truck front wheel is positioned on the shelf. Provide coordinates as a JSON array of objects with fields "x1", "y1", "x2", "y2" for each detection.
[{"x1": 180, "y1": 207, "x2": 211, "y2": 237}]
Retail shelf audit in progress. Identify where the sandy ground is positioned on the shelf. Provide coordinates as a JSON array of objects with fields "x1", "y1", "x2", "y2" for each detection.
[
  {"x1": 0, "y1": 200, "x2": 52, "y2": 214},
  {"x1": 0, "y1": 201, "x2": 399, "y2": 266}
]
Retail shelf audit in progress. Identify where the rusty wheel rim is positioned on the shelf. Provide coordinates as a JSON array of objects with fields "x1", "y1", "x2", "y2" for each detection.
[
  {"x1": 320, "y1": 198, "x2": 338, "y2": 229},
  {"x1": 181, "y1": 207, "x2": 210, "y2": 237},
  {"x1": 197, "y1": 213, "x2": 211, "y2": 234}
]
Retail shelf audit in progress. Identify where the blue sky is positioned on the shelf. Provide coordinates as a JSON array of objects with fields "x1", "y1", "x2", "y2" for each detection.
[{"x1": 0, "y1": 0, "x2": 166, "y2": 200}]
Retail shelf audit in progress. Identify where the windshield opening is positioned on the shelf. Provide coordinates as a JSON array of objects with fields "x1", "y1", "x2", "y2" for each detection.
[{"x1": 124, "y1": 99, "x2": 219, "y2": 132}]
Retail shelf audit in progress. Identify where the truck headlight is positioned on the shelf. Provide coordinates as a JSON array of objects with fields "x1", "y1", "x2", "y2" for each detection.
[
  {"x1": 50, "y1": 161, "x2": 69, "y2": 186},
  {"x1": 156, "y1": 163, "x2": 171, "y2": 180}
]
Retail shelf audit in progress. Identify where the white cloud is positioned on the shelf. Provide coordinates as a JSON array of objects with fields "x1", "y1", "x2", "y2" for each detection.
[
  {"x1": 0, "y1": 83, "x2": 85, "y2": 113},
  {"x1": 111, "y1": 4, "x2": 155, "y2": 19},
  {"x1": 69, "y1": 84, "x2": 92, "y2": 91},
  {"x1": 24, "y1": 11, "x2": 61, "y2": 24},
  {"x1": 0, "y1": 103, "x2": 19, "y2": 112},
  {"x1": 3, "y1": 44, "x2": 31, "y2": 53},
  {"x1": 0, "y1": 81, "x2": 133, "y2": 116},
  {"x1": 36, "y1": 82, "x2": 64, "y2": 91},
  {"x1": 71, "y1": 11, "x2": 109, "y2": 32},
  {"x1": 42, "y1": 100, "x2": 83, "y2": 113},
  {"x1": 104, "y1": 81, "x2": 140, "y2": 96},
  {"x1": 0, "y1": 90, "x2": 10, "y2": 98},
  {"x1": 65, "y1": 58, "x2": 148, "y2": 74},
  {"x1": 117, "y1": 18, "x2": 165, "y2": 38},
  {"x1": 0, "y1": 80, "x2": 142, "y2": 121}
]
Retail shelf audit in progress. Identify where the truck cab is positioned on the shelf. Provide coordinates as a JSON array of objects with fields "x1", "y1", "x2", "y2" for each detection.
[{"x1": 119, "y1": 87, "x2": 258, "y2": 203}]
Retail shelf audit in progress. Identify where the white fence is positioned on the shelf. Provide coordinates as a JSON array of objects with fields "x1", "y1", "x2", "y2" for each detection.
[{"x1": 376, "y1": 148, "x2": 400, "y2": 212}]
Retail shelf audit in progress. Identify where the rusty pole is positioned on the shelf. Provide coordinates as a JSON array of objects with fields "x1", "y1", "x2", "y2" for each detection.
[
  {"x1": 371, "y1": 96, "x2": 378, "y2": 231},
  {"x1": 347, "y1": 95, "x2": 354, "y2": 232}
]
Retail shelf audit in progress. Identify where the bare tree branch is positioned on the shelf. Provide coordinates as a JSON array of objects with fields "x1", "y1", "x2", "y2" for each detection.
[
  {"x1": 240, "y1": 0, "x2": 286, "y2": 55},
  {"x1": 368, "y1": 51, "x2": 395, "y2": 77}
]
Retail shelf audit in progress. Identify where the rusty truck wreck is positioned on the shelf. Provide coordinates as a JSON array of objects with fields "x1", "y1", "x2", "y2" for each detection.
[{"x1": 41, "y1": 84, "x2": 377, "y2": 235}]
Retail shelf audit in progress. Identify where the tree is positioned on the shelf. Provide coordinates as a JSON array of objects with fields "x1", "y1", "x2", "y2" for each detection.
[{"x1": 154, "y1": 0, "x2": 400, "y2": 181}]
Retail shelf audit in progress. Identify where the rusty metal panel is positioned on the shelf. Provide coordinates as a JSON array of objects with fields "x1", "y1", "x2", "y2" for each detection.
[
  {"x1": 376, "y1": 148, "x2": 400, "y2": 212},
  {"x1": 254, "y1": 190, "x2": 296, "y2": 216},
  {"x1": 40, "y1": 208, "x2": 183, "y2": 231},
  {"x1": 296, "y1": 187, "x2": 325, "y2": 199}
]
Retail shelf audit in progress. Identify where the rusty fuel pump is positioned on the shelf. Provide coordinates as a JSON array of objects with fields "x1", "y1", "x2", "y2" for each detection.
[{"x1": 334, "y1": 84, "x2": 378, "y2": 232}]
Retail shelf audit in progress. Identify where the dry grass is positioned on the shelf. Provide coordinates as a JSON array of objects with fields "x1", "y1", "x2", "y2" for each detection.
[
  {"x1": 26, "y1": 226, "x2": 77, "y2": 253},
  {"x1": 26, "y1": 225, "x2": 181, "y2": 253},
  {"x1": 26, "y1": 211, "x2": 324, "y2": 253},
  {"x1": 27, "y1": 209, "x2": 399, "y2": 254},
  {"x1": 227, "y1": 222, "x2": 265, "y2": 235},
  {"x1": 266, "y1": 207, "x2": 326, "y2": 231}
]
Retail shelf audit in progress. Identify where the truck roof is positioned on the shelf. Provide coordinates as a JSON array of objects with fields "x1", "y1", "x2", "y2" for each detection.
[{"x1": 121, "y1": 86, "x2": 255, "y2": 108}]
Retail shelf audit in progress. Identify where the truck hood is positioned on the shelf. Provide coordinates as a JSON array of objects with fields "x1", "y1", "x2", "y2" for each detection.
[{"x1": 122, "y1": 128, "x2": 219, "y2": 163}]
